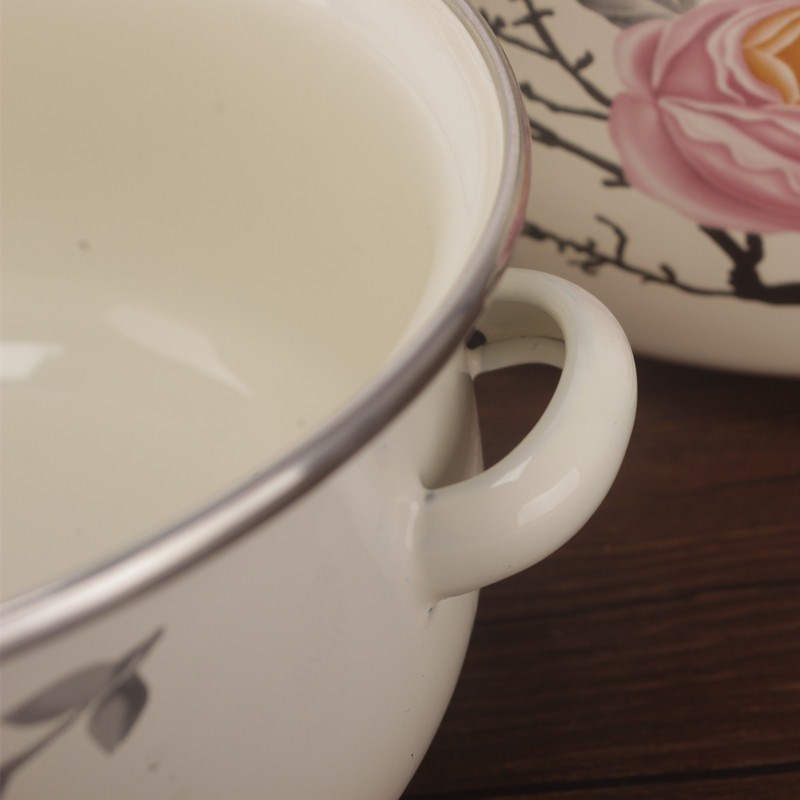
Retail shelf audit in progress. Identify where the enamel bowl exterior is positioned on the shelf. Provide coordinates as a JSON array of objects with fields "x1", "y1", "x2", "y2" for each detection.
[{"x1": 0, "y1": 271, "x2": 637, "y2": 800}]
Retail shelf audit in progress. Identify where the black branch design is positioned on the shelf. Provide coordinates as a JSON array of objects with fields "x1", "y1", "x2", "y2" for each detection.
[
  {"x1": 701, "y1": 228, "x2": 800, "y2": 305},
  {"x1": 525, "y1": 217, "x2": 731, "y2": 297},
  {"x1": 526, "y1": 218, "x2": 800, "y2": 305},
  {"x1": 527, "y1": 116, "x2": 627, "y2": 187},
  {"x1": 483, "y1": 0, "x2": 613, "y2": 108},
  {"x1": 520, "y1": 81, "x2": 609, "y2": 120},
  {"x1": 486, "y1": 0, "x2": 800, "y2": 306}
]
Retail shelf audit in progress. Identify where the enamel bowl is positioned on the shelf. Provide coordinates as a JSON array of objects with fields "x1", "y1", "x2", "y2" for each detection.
[{"x1": 0, "y1": 2, "x2": 636, "y2": 798}]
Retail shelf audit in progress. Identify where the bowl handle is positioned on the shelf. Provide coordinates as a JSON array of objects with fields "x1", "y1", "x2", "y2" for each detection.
[{"x1": 416, "y1": 268, "x2": 637, "y2": 600}]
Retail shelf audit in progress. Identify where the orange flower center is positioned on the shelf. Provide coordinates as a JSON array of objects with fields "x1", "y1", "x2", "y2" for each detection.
[{"x1": 742, "y1": 7, "x2": 800, "y2": 104}]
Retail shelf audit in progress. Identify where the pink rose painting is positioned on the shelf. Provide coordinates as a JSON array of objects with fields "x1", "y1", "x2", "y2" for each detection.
[
  {"x1": 610, "y1": 0, "x2": 800, "y2": 234},
  {"x1": 485, "y1": 0, "x2": 800, "y2": 304}
]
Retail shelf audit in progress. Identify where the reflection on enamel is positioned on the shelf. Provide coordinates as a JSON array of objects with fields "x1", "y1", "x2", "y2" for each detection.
[
  {"x1": 0, "y1": 342, "x2": 63, "y2": 382},
  {"x1": 518, "y1": 468, "x2": 580, "y2": 528},
  {"x1": 491, "y1": 456, "x2": 531, "y2": 488},
  {"x1": 104, "y1": 305, "x2": 253, "y2": 398}
]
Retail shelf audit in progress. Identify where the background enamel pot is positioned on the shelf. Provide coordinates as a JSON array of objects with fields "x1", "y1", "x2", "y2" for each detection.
[
  {"x1": 479, "y1": 0, "x2": 800, "y2": 376},
  {"x1": 0, "y1": 1, "x2": 636, "y2": 798}
]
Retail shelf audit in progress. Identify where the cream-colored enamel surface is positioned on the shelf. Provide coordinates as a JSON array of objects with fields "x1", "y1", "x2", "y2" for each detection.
[
  {"x1": 0, "y1": 268, "x2": 636, "y2": 800},
  {"x1": 0, "y1": 4, "x2": 636, "y2": 799},
  {"x1": 0, "y1": 0, "x2": 504, "y2": 599},
  {"x1": 418, "y1": 270, "x2": 637, "y2": 599}
]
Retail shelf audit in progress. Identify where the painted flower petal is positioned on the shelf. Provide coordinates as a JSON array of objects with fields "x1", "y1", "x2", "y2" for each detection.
[
  {"x1": 614, "y1": 17, "x2": 667, "y2": 96},
  {"x1": 662, "y1": 97, "x2": 800, "y2": 222},
  {"x1": 609, "y1": 93, "x2": 796, "y2": 232},
  {"x1": 741, "y1": 6, "x2": 800, "y2": 102},
  {"x1": 709, "y1": 2, "x2": 800, "y2": 105},
  {"x1": 669, "y1": 96, "x2": 800, "y2": 159},
  {"x1": 652, "y1": 0, "x2": 752, "y2": 93}
]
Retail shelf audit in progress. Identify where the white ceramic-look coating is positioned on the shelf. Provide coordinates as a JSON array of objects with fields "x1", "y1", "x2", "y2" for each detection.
[
  {"x1": 0, "y1": 1, "x2": 636, "y2": 798},
  {"x1": 420, "y1": 270, "x2": 636, "y2": 599},
  {"x1": 0, "y1": 0, "x2": 503, "y2": 598},
  {"x1": 0, "y1": 269, "x2": 635, "y2": 800}
]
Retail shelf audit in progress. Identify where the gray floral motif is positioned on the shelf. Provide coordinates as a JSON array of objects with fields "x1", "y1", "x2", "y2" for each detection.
[
  {"x1": 575, "y1": 0, "x2": 699, "y2": 27},
  {"x1": 0, "y1": 628, "x2": 163, "y2": 796}
]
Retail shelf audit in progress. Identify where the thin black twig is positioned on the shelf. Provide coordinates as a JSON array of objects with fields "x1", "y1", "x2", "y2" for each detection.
[
  {"x1": 517, "y1": 0, "x2": 614, "y2": 107},
  {"x1": 526, "y1": 219, "x2": 800, "y2": 304},
  {"x1": 528, "y1": 118, "x2": 627, "y2": 187},
  {"x1": 483, "y1": 14, "x2": 553, "y2": 59},
  {"x1": 520, "y1": 81, "x2": 609, "y2": 120},
  {"x1": 524, "y1": 218, "x2": 733, "y2": 297}
]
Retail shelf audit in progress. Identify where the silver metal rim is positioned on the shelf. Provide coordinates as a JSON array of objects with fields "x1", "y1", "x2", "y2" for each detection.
[{"x1": 0, "y1": 0, "x2": 530, "y2": 657}]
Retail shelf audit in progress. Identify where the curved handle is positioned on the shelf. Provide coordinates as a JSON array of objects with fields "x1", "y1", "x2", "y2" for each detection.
[{"x1": 415, "y1": 269, "x2": 636, "y2": 600}]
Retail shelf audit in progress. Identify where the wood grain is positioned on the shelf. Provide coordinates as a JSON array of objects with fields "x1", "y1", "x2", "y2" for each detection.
[{"x1": 403, "y1": 357, "x2": 800, "y2": 799}]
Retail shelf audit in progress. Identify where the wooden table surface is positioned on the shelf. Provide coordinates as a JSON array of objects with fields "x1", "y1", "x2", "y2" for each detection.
[{"x1": 403, "y1": 355, "x2": 800, "y2": 800}]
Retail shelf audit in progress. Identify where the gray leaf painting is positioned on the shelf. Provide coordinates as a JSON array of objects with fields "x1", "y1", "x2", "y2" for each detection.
[
  {"x1": 3, "y1": 665, "x2": 118, "y2": 726},
  {"x1": 575, "y1": 0, "x2": 699, "y2": 27},
  {"x1": 89, "y1": 674, "x2": 149, "y2": 753},
  {"x1": 0, "y1": 628, "x2": 163, "y2": 797}
]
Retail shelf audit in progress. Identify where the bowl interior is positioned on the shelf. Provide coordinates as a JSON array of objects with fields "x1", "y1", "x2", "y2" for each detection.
[{"x1": 1, "y1": 0, "x2": 511, "y2": 603}]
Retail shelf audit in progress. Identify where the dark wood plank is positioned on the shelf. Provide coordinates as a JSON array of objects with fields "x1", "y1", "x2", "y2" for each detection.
[
  {"x1": 403, "y1": 357, "x2": 800, "y2": 799},
  {"x1": 409, "y1": 772, "x2": 800, "y2": 800}
]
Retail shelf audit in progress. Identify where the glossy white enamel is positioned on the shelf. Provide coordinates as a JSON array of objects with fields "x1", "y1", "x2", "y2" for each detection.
[
  {"x1": 0, "y1": 1, "x2": 635, "y2": 798},
  {"x1": 1, "y1": 268, "x2": 635, "y2": 800},
  {"x1": 1, "y1": 0, "x2": 502, "y2": 598}
]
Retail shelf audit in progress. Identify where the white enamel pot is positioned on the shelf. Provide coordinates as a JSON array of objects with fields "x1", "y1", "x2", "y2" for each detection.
[{"x1": 0, "y1": 1, "x2": 637, "y2": 798}]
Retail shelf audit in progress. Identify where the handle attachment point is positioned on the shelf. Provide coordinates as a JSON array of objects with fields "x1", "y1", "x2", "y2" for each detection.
[{"x1": 416, "y1": 269, "x2": 636, "y2": 600}]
